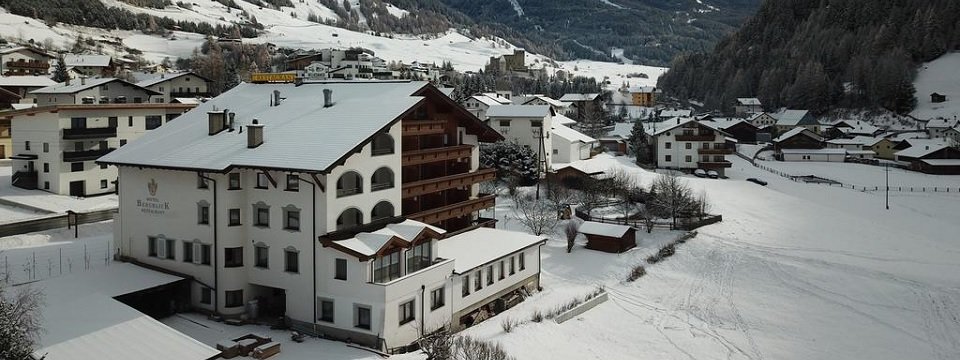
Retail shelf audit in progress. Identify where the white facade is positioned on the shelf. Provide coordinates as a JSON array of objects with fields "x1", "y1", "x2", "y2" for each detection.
[
  {"x1": 0, "y1": 47, "x2": 53, "y2": 75},
  {"x1": 551, "y1": 123, "x2": 596, "y2": 164},
  {"x1": 748, "y1": 112, "x2": 777, "y2": 128},
  {"x1": 27, "y1": 78, "x2": 158, "y2": 106},
  {"x1": 780, "y1": 149, "x2": 847, "y2": 162},
  {"x1": 651, "y1": 120, "x2": 730, "y2": 172},
  {"x1": 137, "y1": 72, "x2": 211, "y2": 103},
  {"x1": 9, "y1": 104, "x2": 195, "y2": 195},
  {"x1": 487, "y1": 107, "x2": 554, "y2": 168}
]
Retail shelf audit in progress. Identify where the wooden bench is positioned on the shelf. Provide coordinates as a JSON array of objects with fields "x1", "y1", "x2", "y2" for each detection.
[
  {"x1": 252, "y1": 342, "x2": 281, "y2": 359},
  {"x1": 216, "y1": 340, "x2": 240, "y2": 359}
]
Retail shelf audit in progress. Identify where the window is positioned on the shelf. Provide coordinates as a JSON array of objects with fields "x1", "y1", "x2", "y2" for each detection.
[
  {"x1": 286, "y1": 174, "x2": 299, "y2": 191},
  {"x1": 336, "y1": 171, "x2": 362, "y2": 197},
  {"x1": 198, "y1": 203, "x2": 209, "y2": 224},
  {"x1": 148, "y1": 236, "x2": 158, "y2": 257},
  {"x1": 664, "y1": 142, "x2": 672, "y2": 149},
  {"x1": 371, "y1": 201, "x2": 394, "y2": 222},
  {"x1": 553, "y1": 149, "x2": 558, "y2": 155},
  {"x1": 474, "y1": 270, "x2": 482, "y2": 291},
  {"x1": 224, "y1": 247, "x2": 243, "y2": 267},
  {"x1": 145, "y1": 115, "x2": 162, "y2": 130},
  {"x1": 371, "y1": 167, "x2": 394, "y2": 191},
  {"x1": 335, "y1": 258, "x2": 347, "y2": 280},
  {"x1": 24, "y1": 141, "x2": 30, "y2": 150},
  {"x1": 499, "y1": 261, "x2": 505, "y2": 280},
  {"x1": 665, "y1": 155, "x2": 672, "y2": 162},
  {"x1": 685, "y1": 142, "x2": 692, "y2": 149},
  {"x1": 164, "y1": 239, "x2": 175, "y2": 259},
  {"x1": 133, "y1": 97, "x2": 142, "y2": 104},
  {"x1": 197, "y1": 175, "x2": 208, "y2": 189},
  {"x1": 254, "y1": 205, "x2": 269, "y2": 227},
  {"x1": 254, "y1": 244, "x2": 269, "y2": 268},
  {"x1": 319, "y1": 300, "x2": 334, "y2": 322},
  {"x1": 702, "y1": 142, "x2": 710, "y2": 149},
  {"x1": 99, "y1": 163, "x2": 108, "y2": 169},
  {"x1": 431, "y1": 287, "x2": 445, "y2": 310},
  {"x1": 229, "y1": 208, "x2": 241, "y2": 226},
  {"x1": 70, "y1": 117, "x2": 86, "y2": 129},
  {"x1": 399, "y1": 300, "x2": 415, "y2": 325},
  {"x1": 44, "y1": 182, "x2": 49, "y2": 190},
  {"x1": 487, "y1": 265, "x2": 494, "y2": 285},
  {"x1": 200, "y1": 288, "x2": 211, "y2": 304},
  {"x1": 228, "y1": 173, "x2": 241, "y2": 190},
  {"x1": 100, "y1": 179, "x2": 108, "y2": 189},
  {"x1": 373, "y1": 251, "x2": 401, "y2": 283},
  {"x1": 336, "y1": 208, "x2": 362, "y2": 231},
  {"x1": 462, "y1": 274, "x2": 470, "y2": 296},
  {"x1": 530, "y1": 120, "x2": 542, "y2": 128},
  {"x1": 510, "y1": 257, "x2": 515, "y2": 275},
  {"x1": 371, "y1": 133, "x2": 394, "y2": 156},
  {"x1": 43, "y1": 163, "x2": 49, "y2": 173},
  {"x1": 72, "y1": 162, "x2": 83, "y2": 172},
  {"x1": 499, "y1": 120, "x2": 511, "y2": 127},
  {"x1": 201, "y1": 244, "x2": 212, "y2": 265},
  {"x1": 43, "y1": 142, "x2": 49, "y2": 152},
  {"x1": 355, "y1": 306, "x2": 371, "y2": 330},
  {"x1": 406, "y1": 241, "x2": 431, "y2": 273},
  {"x1": 285, "y1": 248, "x2": 299, "y2": 273},
  {"x1": 128, "y1": 116, "x2": 134, "y2": 127},
  {"x1": 256, "y1": 173, "x2": 269, "y2": 189},
  {"x1": 685, "y1": 155, "x2": 692, "y2": 163},
  {"x1": 284, "y1": 208, "x2": 300, "y2": 231},
  {"x1": 225, "y1": 290, "x2": 243, "y2": 308},
  {"x1": 183, "y1": 241, "x2": 194, "y2": 263},
  {"x1": 519, "y1": 252, "x2": 525, "y2": 270}
]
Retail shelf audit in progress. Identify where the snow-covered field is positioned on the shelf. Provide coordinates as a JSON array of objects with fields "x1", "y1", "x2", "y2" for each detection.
[
  {"x1": 0, "y1": 221, "x2": 114, "y2": 285},
  {"x1": 756, "y1": 160, "x2": 960, "y2": 188},
  {"x1": 912, "y1": 52, "x2": 960, "y2": 121}
]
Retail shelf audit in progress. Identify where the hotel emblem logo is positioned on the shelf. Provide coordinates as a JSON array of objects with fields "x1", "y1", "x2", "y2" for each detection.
[{"x1": 148, "y1": 178, "x2": 158, "y2": 196}]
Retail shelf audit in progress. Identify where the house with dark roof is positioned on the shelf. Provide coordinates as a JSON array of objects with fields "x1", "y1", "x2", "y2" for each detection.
[
  {"x1": 895, "y1": 143, "x2": 960, "y2": 174},
  {"x1": 134, "y1": 71, "x2": 213, "y2": 103},
  {"x1": 27, "y1": 77, "x2": 160, "y2": 106},
  {"x1": 774, "y1": 109, "x2": 821, "y2": 134},
  {"x1": 735, "y1": 97, "x2": 762, "y2": 115},
  {"x1": 0, "y1": 46, "x2": 54, "y2": 76}
]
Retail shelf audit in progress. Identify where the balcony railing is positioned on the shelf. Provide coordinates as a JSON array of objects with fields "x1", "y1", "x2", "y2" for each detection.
[
  {"x1": 63, "y1": 148, "x2": 115, "y2": 162},
  {"x1": 402, "y1": 120, "x2": 447, "y2": 136},
  {"x1": 697, "y1": 148, "x2": 733, "y2": 155},
  {"x1": 63, "y1": 127, "x2": 117, "y2": 140},
  {"x1": 402, "y1": 168, "x2": 496, "y2": 198},
  {"x1": 5, "y1": 60, "x2": 50, "y2": 69},
  {"x1": 169, "y1": 91, "x2": 211, "y2": 98},
  {"x1": 697, "y1": 160, "x2": 733, "y2": 169},
  {"x1": 675, "y1": 134, "x2": 716, "y2": 141},
  {"x1": 406, "y1": 193, "x2": 496, "y2": 225},
  {"x1": 336, "y1": 187, "x2": 362, "y2": 197},
  {"x1": 402, "y1": 145, "x2": 473, "y2": 166}
]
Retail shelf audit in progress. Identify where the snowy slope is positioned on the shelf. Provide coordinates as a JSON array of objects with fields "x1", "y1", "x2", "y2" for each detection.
[{"x1": 912, "y1": 52, "x2": 960, "y2": 121}]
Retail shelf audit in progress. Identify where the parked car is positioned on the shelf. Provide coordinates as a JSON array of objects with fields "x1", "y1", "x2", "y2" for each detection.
[
  {"x1": 707, "y1": 170, "x2": 720, "y2": 179},
  {"x1": 746, "y1": 178, "x2": 768, "y2": 186},
  {"x1": 694, "y1": 169, "x2": 707, "y2": 178}
]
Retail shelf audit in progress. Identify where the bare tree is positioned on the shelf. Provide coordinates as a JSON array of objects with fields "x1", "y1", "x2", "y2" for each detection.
[
  {"x1": 695, "y1": 190, "x2": 711, "y2": 220},
  {"x1": 564, "y1": 220, "x2": 580, "y2": 253},
  {"x1": 0, "y1": 285, "x2": 44, "y2": 360},
  {"x1": 605, "y1": 168, "x2": 640, "y2": 220},
  {"x1": 640, "y1": 205, "x2": 657, "y2": 233},
  {"x1": 452, "y1": 336, "x2": 515, "y2": 360},
  {"x1": 416, "y1": 326, "x2": 453, "y2": 360},
  {"x1": 648, "y1": 173, "x2": 696, "y2": 229},
  {"x1": 513, "y1": 193, "x2": 560, "y2": 236}
]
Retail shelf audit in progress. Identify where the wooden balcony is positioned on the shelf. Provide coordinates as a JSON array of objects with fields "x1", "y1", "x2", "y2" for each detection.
[
  {"x1": 402, "y1": 145, "x2": 473, "y2": 166},
  {"x1": 402, "y1": 168, "x2": 496, "y2": 198},
  {"x1": 406, "y1": 194, "x2": 496, "y2": 225},
  {"x1": 5, "y1": 60, "x2": 49, "y2": 70},
  {"x1": 63, "y1": 127, "x2": 117, "y2": 140},
  {"x1": 697, "y1": 160, "x2": 733, "y2": 169},
  {"x1": 402, "y1": 120, "x2": 447, "y2": 136},
  {"x1": 697, "y1": 148, "x2": 733, "y2": 155},
  {"x1": 675, "y1": 134, "x2": 715, "y2": 141},
  {"x1": 63, "y1": 148, "x2": 115, "y2": 162}
]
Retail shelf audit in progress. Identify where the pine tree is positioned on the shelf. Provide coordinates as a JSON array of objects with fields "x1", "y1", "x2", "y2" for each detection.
[
  {"x1": 627, "y1": 118, "x2": 650, "y2": 165},
  {"x1": 51, "y1": 56, "x2": 69, "y2": 83}
]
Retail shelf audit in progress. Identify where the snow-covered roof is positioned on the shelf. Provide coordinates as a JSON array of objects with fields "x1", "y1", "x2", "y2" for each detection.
[
  {"x1": 438, "y1": 227, "x2": 546, "y2": 274},
  {"x1": 470, "y1": 94, "x2": 509, "y2": 107},
  {"x1": 30, "y1": 78, "x2": 159, "y2": 95},
  {"x1": 331, "y1": 220, "x2": 445, "y2": 257},
  {"x1": 10, "y1": 103, "x2": 38, "y2": 110},
  {"x1": 850, "y1": 135, "x2": 887, "y2": 146},
  {"x1": 32, "y1": 263, "x2": 219, "y2": 360},
  {"x1": 826, "y1": 138, "x2": 866, "y2": 145},
  {"x1": 895, "y1": 144, "x2": 949, "y2": 159},
  {"x1": 926, "y1": 118, "x2": 958, "y2": 129},
  {"x1": 704, "y1": 118, "x2": 749, "y2": 130},
  {"x1": 846, "y1": 150, "x2": 876, "y2": 155},
  {"x1": 780, "y1": 148, "x2": 847, "y2": 155},
  {"x1": 920, "y1": 159, "x2": 960, "y2": 166},
  {"x1": 0, "y1": 75, "x2": 58, "y2": 87},
  {"x1": 650, "y1": 118, "x2": 729, "y2": 137},
  {"x1": 834, "y1": 120, "x2": 881, "y2": 134},
  {"x1": 774, "y1": 109, "x2": 816, "y2": 126},
  {"x1": 747, "y1": 112, "x2": 773, "y2": 121},
  {"x1": 486, "y1": 104, "x2": 552, "y2": 118},
  {"x1": 135, "y1": 71, "x2": 210, "y2": 88},
  {"x1": 659, "y1": 109, "x2": 692, "y2": 118},
  {"x1": 480, "y1": 92, "x2": 512, "y2": 104},
  {"x1": 737, "y1": 98, "x2": 762, "y2": 106},
  {"x1": 559, "y1": 93, "x2": 600, "y2": 102},
  {"x1": 0, "y1": 46, "x2": 54, "y2": 58},
  {"x1": 552, "y1": 123, "x2": 597, "y2": 144},
  {"x1": 554, "y1": 113, "x2": 577, "y2": 126},
  {"x1": 522, "y1": 94, "x2": 566, "y2": 108},
  {"x1": 628, "y1": 86, "x2": 657, "y2": 93},
  {"x1": 773, "y1": 127, "x2": 821, "y2": 143},
  {"x1": 172, "y1": 97, "x2": 203, "y2": 104},
  {"x1": 63, "y1": 54, "x2": 112, "y2": 67},
  {"x1": 578, "y1": 221, "x2": 633, "y2": 238},
  {"x1": 99, "y1": 81, "x2": 443, "y2": 172}
]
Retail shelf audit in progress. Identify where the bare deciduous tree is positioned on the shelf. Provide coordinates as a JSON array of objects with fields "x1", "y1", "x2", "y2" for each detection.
[
  {"x1": 640, "y1": 205, "x2": 657, "y2": 233},
  {"x1": 0, "y1": 285, "x2": 44, "y2": 360},
  {"x1": 513, "y1": 193, "x2": 560, "y2": 236},
  {"x1": 649, "y1": 173, "x2": 696, "y2": 229}
]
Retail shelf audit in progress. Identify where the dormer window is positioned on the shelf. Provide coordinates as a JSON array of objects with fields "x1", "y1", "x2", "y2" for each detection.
[{"x1": 406, "y1": 241, "x2": 431, "y2": 273}]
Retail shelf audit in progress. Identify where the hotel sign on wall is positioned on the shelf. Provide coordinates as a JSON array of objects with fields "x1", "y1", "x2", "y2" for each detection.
[{"x1": 137, "y1": 178, "x2": 170, "y2": 215}]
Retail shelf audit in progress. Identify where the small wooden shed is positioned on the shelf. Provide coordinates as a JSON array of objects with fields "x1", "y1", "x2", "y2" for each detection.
[{"x1": 578, "y1": 221, "x2": 637, "y2": 253}]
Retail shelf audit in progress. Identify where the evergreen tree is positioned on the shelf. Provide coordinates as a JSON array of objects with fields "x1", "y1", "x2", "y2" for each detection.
[
  {"x1": 627, "y1": 118, "x2": 651, "y2": 165},
  {"x1": 51, "y1": 56, "x2": 69, "y2": 83}
]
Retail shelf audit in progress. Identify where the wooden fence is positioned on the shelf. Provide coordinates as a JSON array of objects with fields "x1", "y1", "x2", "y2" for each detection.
[
  {"x1": 751, "y1": 163, "x2": 960, "y2": 193},
  {"x1": 0, "y1": 208, "x2": 116, "y2": 238},
  {"x1": 574, "y1": 206, "x2": 722, "y2": 231}
]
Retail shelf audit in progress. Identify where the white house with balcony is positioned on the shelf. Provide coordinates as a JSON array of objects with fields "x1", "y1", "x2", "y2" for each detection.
[
  {"x1": 27, "y1": 77, "x2": 160, "y2": 106},
  {"x1": 97, "y1": 80, "x2": 543, "y2": 352},
  {"x1": 649, "y1": 118, "x2": 733, "y2": 175},
  {"x1": 134, "y1": 71, "x2": 213, "y2": 103}
]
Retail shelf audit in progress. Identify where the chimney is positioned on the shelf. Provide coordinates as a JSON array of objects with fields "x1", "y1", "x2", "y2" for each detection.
[
  {"x1": 208, "y1": 109, "x2": 227, "y2": 135},
  {"x1": 228, "y1": 112, "x2": 236, "y2": 131},
  {"x1": 247, "y1": 119, "x2": 264, "y2": 148},
  {"x1": 273, "y1": 90, "x2": 281, "y2": 106},
  {"x1": 65, "y1": 77, "x2": 70, "y2": 86},
  {"x1": 80, "y1": 77, "x2": 86, "y2": 86},
  {"x1": 323, "y1": 89, "x2": 333, "y2": 108}
]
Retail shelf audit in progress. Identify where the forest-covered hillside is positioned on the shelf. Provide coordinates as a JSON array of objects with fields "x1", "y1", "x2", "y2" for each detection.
[{"x1": 657, "y1": 0, "x2": 960, "y2": 115}]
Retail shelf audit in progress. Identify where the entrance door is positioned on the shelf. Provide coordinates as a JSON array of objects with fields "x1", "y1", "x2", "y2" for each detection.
[{"x1": 69, "y1": 181, "x2": 85, "y2": 197}]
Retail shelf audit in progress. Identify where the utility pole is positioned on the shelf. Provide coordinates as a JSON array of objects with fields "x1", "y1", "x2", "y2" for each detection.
[{"x1": 885, "y1": 163, "x2": 890, "y2": 210}]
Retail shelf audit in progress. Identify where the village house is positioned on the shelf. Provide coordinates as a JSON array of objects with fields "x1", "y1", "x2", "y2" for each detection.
[
  {"x1": 747, "y1": 112, "x2": 777, "y2": 128},
  {"x1": 629, "y1": 86, "x2": 659, "y2": 107},
  {"x1": 657, "y1": 108, "x2": 692, "y2": 120},
  {"x1": 774, "y1": 110, "x2": 821, "y2": 135},
  {"x1": 0, "y1": 46, "x2": 54, "y2": 76},
  {"x1": 551, "y1": 122, "x2": 597, "y2": 164},
  {"x1": 95, "y1": 81, "x2": 551, "y2": 351},
  {"x1": 703, "y1": 118, "x2": 760, "y2": 144},
  {"x1": 895, "y1": 143, "x2": 960, "y2": 174},
  {"x1": 518, "y1": 94, "x2": 569, "y2": 114},
  {"x1": 63, "y1": 54, "x2": 116, "y2": 77},
  {"x1": 826, "y1": 120, "x2": 883, "y2": 138},
  {"x1": 944, "y1": 126, "x2": 960, "y2": 146},
  {"x1": 825, "y1": 138, "x2": 876, "y2": 160},
  {"x1": 649, "y1": 118, "x2": 733, "y2": 175},
  {"x1": 925, "y1": 118, "x2": 959, "y2": 139},
  {"x1": 559, "y1": 93, "x2": 604, "y2": 121},
  {"x1": 485, "y1": 104, "x2": 554, "y2": 170},
  {"x1": 852, "y1": 136, "x2": 898, "y2": 160},
  {"x1": 6, "y1": 102, "x2": 196, "y2": 195},
  {"x1": 134, "y1": 71, "x2": 213, "y2": 103},
  {"x1": 461, "y1": 93, "x2": 511, "y2": 121},
  {"x1": 26, "y1": 77, "x2": 160, "y2": 106},
  {"x1": 772, "y1": 127, "x2": 833, "y2": 161},
  {"x1": 735, "y1": 98, "x2": 762, "y2": 116}
]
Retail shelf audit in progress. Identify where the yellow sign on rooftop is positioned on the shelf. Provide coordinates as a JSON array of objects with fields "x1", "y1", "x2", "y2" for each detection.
[{"x1": 250, "y1": 73, "x2": 297, "y2": 83}]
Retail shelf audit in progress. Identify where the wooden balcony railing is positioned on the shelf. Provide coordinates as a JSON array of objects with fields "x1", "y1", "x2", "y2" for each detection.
[
  {"x1": 402, "y1": 120, "x2": 447, "y2": 136},
  {"x1": 402, "y1": 145, "x2": 473, "y2": 166},
  {"x1": 697, "y1": 148, "x2": 733, "y2": 155},
  {"x1": 5, "y1": 60, "x2": 50, "y2": 69},
  {"x1": 63, "y1": 148, "x2": 115, "y2": 162},
  {"x1": 675, "y1": 134, "x2": 715, "y2": 141},
  {"x1": 401, "y1": 168, "x2": 496, "y2": 198},
  {"x1": 406, "y1": 194, "x2": 496, "y2": 225},
  {"x1": 63, "y1": 127, "x2": 117, "y2": 140},
  {"x1": 697, "y1": 160, "x2": 733, "y2": 169}
]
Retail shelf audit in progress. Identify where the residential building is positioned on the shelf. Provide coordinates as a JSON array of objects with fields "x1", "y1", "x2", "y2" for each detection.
[
  {"x1": 6, "y1": 103, "x2": 196, "y2": 195},
  {"x1": 461, "y1": 94, "x2": 510, "y2": 120},
  {"x1": 747, "y1": 112, "x2": 777, "y2": 128},
  {"x1": 944, "y1": 126, "x2": 960, "y2": 146},
  {"x1": 63, "y1": 54, "x2": 116, "y2": 77},
  {"x1": 735, "y1": 98, "x2": 762, "y2": 115},
  {"x1": 853, "y1": 136, "x2": 898, "y2": 160},
  {"x1": 551, "y1": 123, "x2": 597, "y2": 164},
  {"x1": 774, "y1": 110, "x2": 821, "y2": 134},
  {"x1": 485, "y1": 105, "x2": 554, "y2": 170},
  {"x1": 134, "y1": 71, "x2": 213, "y2": 103},
  {"x1": 925, "y1": 118, "x2": 959, "y2": 139},
  {"x1": 772, "y1": 127, "x2": 824, "y2": 160},
  {"x1": 96, "y1": 81, "x2": 552, "y2": 351},
  {"x1": 559, "y1": 93, "x2": 604, "y2": 121},
  {"x1": 0, "y1": 46, "x2": 54, "y2": 76},
  {"x1": 895, "y1": 143, "x2": 960, "y2": 174},
  {"x1": 0, "y1": 75, "x2": 58, "y2": 107},
  {"x1": 597, "y1": 136, "x2": 628, "y2": 154},
  {"x1": 27, "y1": 77, "x2": 160, "y2": 106},
  {"x1": 703, "y1": 118, "x2": 759, "y2": 144},
  {"x1": 657, "y1": 108, "x2": 692, "y2": 120},
  {"x1": 519, "y1": 94, "x2": 568, "y2": 114},
  {"x1": 780, "y1": 148, "x2": 847, "y2": 162},
  {"x1": 649, "y1": 118, "x2": 733, "y2": 175},
  {"x1": 827, "y1": 120, "x2": 883, "y2": 138},
  {"x1": 629, "y1": 86, "x2": 659, "y2": 107}
]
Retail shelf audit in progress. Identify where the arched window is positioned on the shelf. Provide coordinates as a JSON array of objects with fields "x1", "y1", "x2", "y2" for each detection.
[
  {"x1": 371, "y1": 133, "x2": 394, "y2": 156},
  {"x1": 336, "y1": 208, "x2": 363, "y2": 230},
  {"x1": 371, "y1": 201, "x2": 394, "y2": 221},
  {"x1": 336, "y1": 171, "x2": 363, "y2": 197},
  {"x1": 371, "y1": 167, "x2": 394, "y2": 191}
]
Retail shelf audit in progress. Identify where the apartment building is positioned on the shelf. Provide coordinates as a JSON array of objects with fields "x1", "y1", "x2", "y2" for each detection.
[
  {"x1": 26, "y1": 77, "x2": 160, "y2": 106},
  {"x1": 0, "y1": 46, "x2": 54, "y2": 76},
  {"x1": 6, "y1": 103, "x2": 196, "y2": 195},
  {"x1": 485, "y1": 104, "x2": 554, "y2": 170},
  {"x1": 97, "y1": 81, "x2": 548, "y2": 351},
  {"x1": 134, "y1": 71, "x2": 213, "y2": 103},
  {"x1": 650, "y1": 118, "x2": 733, "y2": 175}
]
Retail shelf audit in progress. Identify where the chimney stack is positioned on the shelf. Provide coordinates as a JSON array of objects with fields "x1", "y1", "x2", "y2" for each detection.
[
  {"x1": 208, "y1": 109, "x2": 228, "y2": 135},
  {"x1": 273, "y1": 90, "x2": 281, "y2": 106},
  {"x1": 247, "y1": 119, "x2": 264, "y2": 148},
  {"x1": 323, "y1": 89, "x2": 333, "y2": 108}
]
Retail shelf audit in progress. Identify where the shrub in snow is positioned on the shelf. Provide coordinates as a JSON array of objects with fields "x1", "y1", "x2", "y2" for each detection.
[
  {"x1": 0, "y1": 285, "x2": 44, "y2": 360},
  {"x1": 451, "y1": 336, "x2": 516, "y2": 360},
  {"x1": 530, "y1": 310, "x2": 544, "y2": 323},
  {"x1": 627, "y1": 264, "x2": 647, "y2": 282},
  {"x1": 501, "y1": 318, "x2": 519, "y2": 333}
]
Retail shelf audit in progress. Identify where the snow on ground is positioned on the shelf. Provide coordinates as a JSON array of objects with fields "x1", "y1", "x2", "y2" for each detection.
[
  {"x1": 459, "y1": 153, "x2": 960, "y2": 360},
  {"x1": 560, "y1": 59, "x2": 667, "y2": 87},
  {"x1": 0, "y1": 221, "x2": 114, "y2": 285},
  {"x1": 756, "y1": 159, "x2": 960, "y2": 188},
  {"x1": 0, "y1": 166, "x2": 118, "y2": 213},
  {"x1": 0, "y1": 202, "x2": 47, "y2": 224},
  {"x1": 912, "y1": 52, "x2": 960, "y2": 121},
  {"x1": 737, "y1": 143, "x2": 767, "y2": 159}
]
